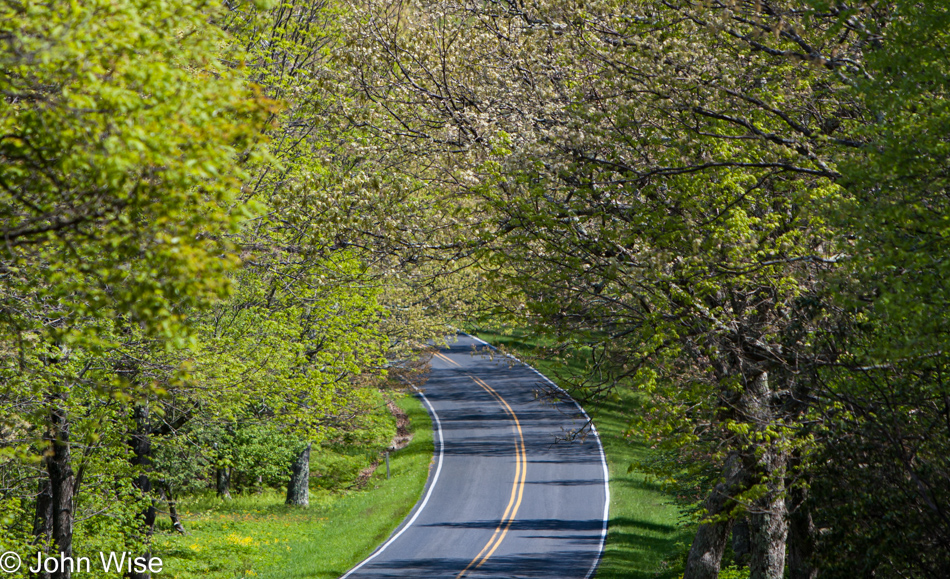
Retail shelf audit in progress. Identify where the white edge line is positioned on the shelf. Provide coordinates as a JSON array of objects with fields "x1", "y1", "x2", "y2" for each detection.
[
  {"x1": 462, "y1": 332, "x2": 610, "y2": 579},
  {"x1": 339, "y1": 388, "x2": 445, "y2": 579}
]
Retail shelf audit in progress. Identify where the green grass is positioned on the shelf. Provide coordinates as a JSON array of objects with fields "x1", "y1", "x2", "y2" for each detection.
[
  {"x1": 471, "y1": 329, "x2": 692, "y2": 579},
  {"x1": 154, "y1": 394, "x2": 434, "y2": 579}
]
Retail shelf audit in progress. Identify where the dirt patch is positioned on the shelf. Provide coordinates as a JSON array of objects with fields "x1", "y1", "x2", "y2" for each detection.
[{"x1": 387, "y1": 399, "x2": 413, "y2": 451}]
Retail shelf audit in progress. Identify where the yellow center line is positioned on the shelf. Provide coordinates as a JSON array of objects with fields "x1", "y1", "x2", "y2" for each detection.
[
  {"x1": 456, "y1": 379, "x2": 519, "y2": 575},
  {"x1": 472, "y1": 376, "x2": 527, "y2": 569},
  {"x1": 433, "y1": 351, "x2": 461, "y2": 367},
  {"x1": 456, "y1": 375, "x2": 527, "y2": 578}
]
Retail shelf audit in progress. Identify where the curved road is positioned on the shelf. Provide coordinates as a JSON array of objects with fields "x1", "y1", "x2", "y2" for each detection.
[{"x1": 342, "y1": 334, "x2": 609, "y2": 579}]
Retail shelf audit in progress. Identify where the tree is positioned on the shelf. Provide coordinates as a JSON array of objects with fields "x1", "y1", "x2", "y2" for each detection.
[
  {"x1": 804, "y1": 2, "x2": 950, "y2": 576},
  {"x1": 1, "y1": 0, "x2": 474, "y2": 570},
  {"x1": 212, "y1": 0, "x2": 403, "y2": 507},
  {"x1": 0, "y1": 0, "x2": 272, "y2": 571}
]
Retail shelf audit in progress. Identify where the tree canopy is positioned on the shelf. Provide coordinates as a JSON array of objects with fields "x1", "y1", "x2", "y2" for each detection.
[{"x1": 2, "y1": 0, "x2": 948, "y2": 578}]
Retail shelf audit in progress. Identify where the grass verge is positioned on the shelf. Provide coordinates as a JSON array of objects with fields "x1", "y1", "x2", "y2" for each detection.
[
  {"x1": 154, "y1": 394, "x2": 434, "y2": 579},
  {"x1": 471, "y1": 329, "x2": 692, "y2": 579}
]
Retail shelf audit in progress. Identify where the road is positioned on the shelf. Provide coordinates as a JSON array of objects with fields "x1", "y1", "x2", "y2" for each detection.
[{"x1": 341, "y1": 334, "x2": 609, "y2": 579}]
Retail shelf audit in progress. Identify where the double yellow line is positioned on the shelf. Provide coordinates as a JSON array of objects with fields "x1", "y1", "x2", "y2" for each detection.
[
  {"x1": 457, "y1": 374, "x2": 527, "y2": 578},
  {"x1": 432, "y1": 351, "x2": 460, "y2": 367},
  {"x1": 431, "y1": 349, "x2": 528, "y2": 576}
]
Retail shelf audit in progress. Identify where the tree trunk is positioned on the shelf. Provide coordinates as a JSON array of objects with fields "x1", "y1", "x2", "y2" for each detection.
[
  {"x1": 158, "y1": 482, "x2": 187, "y2": 535},
  {"x1": 128, "y1": 405, "x2": 155, "y2": 579},
  {"x1": 732, "y1": 517, "x2": 751, "y2": 568},
  {"x1": 286, "y1": 442, "x2": 311, "y2": 507},
  {"x1": 744, "y1": 371, "x2": 789, "y2": 579},
  {"x1": 749, "y1": 485, "x2": 788, "y2": 579},
  {"x1": 787, "y1": 484, "x2": 817, "y2": 579},
  {"x1": 31, "y1": 478, "x2": 53, "y2": 579},
  {"x1": 33, "y1": 478, "x2": 53, "y2": 543},
  {"x1": 216, "y1": 466, "x2": 232, "y2": 500},
  {"x1": 685, "y1": 453, "x2": 744, "y2": 579},
  {"x1": 167, "y1": 497, "x2": 186, "y2": 535},
  {"x1": 46, "y1": 401, "x2": 74, "y2": 579}
]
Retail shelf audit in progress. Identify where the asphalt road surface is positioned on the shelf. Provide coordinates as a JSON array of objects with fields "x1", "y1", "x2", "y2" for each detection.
[{"x1": 341, "y1": 334, "x2": 609, "y2": 579}]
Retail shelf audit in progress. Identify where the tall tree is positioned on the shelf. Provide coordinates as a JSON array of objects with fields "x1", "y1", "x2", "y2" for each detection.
[
  {"x1": 806, "y1": 2, "x2": 950, "y2": 576},
  {"x1": 0, "y1": 0, "x2": 272, "y2": 567}
]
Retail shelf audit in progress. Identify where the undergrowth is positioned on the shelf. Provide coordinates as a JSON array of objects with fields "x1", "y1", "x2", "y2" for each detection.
[{"x1": 154, "y1": 394, "x2": 433, "y2": 579}]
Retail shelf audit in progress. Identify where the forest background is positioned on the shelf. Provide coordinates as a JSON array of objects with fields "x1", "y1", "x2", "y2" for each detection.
[{"x1": 1, "y1": 1, "x2": 947, "y2": 579}]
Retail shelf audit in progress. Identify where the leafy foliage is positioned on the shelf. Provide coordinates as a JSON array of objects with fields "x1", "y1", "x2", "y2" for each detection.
[{"x1": 2, "y1": 0, "x2": 948, "y2": 577}]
